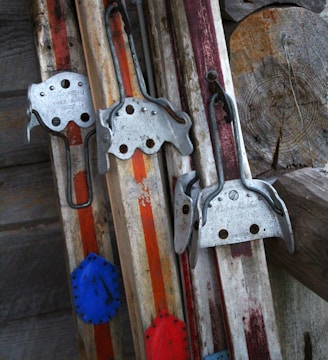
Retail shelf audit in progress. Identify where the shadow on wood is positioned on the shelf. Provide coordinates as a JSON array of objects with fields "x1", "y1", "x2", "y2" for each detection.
[{"x1": 265, "y1": 167, "x2": 328, "y2": 301}]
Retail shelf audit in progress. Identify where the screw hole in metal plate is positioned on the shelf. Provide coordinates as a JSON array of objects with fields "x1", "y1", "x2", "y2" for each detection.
[
  {"x1": 218, "y1": 229, "x2": 229, "y2": 239},
  {"x1": 250, "y1": 224, "x2": 260, "y2": 234},
  {"x1": 146, "y1": 138, "x2": 155, "y2": 148},
  {"x1": 51, "y1": 117, "x2": 61, "y2": 126},
  {"x1": 61, "y1": 79, "x2": 70, "y2": 89},
  {"x1": 119, "y1": 144, "x2": 128, "y2": 154},
  {"x1": 80, "y1": 112, "x2": 90, "y2": 122},
  {"x1": 182, "y1": 204, "x2": 190, "y2": 215},
  {"x1": 126, "y1": 104, "x2": 134, "y2": 114}
]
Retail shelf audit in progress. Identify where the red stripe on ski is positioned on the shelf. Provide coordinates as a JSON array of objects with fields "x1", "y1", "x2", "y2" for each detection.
[
  {"x1": 66, "y1": 122, "x2": 83, "y2": 146},
  {"x1": 110, "y1": 6, "x2": 168, "y2": 313},
  {"x1": 74, "y1": 172, "x2": 98, "y2": 254},
  {"x1": 94, "y1": 324, "x2": 115, "y2": 360},
  {"x1": 47, "y1": 1, "x2": 115, "y2": 358},
  {"x1": 109, "y1": 4, "x2": 134, "y2": 96},
  {"x1": 182, "y1": 0, "x2": 270, "y2": 357},
  {"x1": 182, "y1": 0, "x2": 238, "y2": 181},
  {"x1": 46, "y1": 0, "x2": 72, "y2": 70},
  {"x1": 245, "y1": 306, "x2": 270, "y2": 359},
  {"x1": 181, "y1": 252, "x2": 200, "y2": 360},
  {"x1": 132, "y1": 151, "x2": 168, "y2": 312}
]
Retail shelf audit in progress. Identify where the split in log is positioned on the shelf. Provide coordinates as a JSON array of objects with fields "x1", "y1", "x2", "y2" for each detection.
[
  {"x1": 230, "y1": 7, "x2": 328, "y2": 179},
  {"x1": 220, "y1": 1, "x2": 325, "y2": 22},
  {"x1": 265, "y1": 167, "x2": 328, "y2": 301}
]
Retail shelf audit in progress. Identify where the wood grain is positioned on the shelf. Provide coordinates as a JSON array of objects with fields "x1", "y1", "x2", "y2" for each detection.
[
  {"x1": 161, "y1": 1, "x2": 282, "y2": 358},
  {"x1": 220, "y1": 1, "x2": 325, "y2": 22},
  {"x1": 230, "y1": 7, "x2": 328, "y2": 178},
  {"x1": 0, "y1": 162, "x2": 59, "y2": 229},
  {"x1": 76, "y1": 1, "x2": 186, "y2": 357},
  {"x1": 0, "y1": 311, "x2": 79, "y2": 360},
  {"x1": 0, "y1": 20, "x2": 40, "y2": 93},
  {"x1": 0, "y1": 96, "x2": 50, "y2": 168},
  {"x1": 0, "y1": 222, "x2": 71, "y2": 323},
  {"x1": 265, "y1": 167, "x2": 328, "y2": 301},
  {"x1": 268, "y1": 259, "x2": 328, "y2": 360},
  {"x1": 28, "y1": 0, "x2": 132, "y2": 357},
  {"x1": 146, "y1": 1, "x2": 227, "y2": 357}
]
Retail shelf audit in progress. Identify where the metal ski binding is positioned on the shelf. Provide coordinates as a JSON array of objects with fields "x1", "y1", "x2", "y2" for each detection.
[
  {"x1": 27, "y1": 72, "x2": 96, "y2": 209},
  {"x1": 97, "y1": 2, "x2": 193, "y2": 174},
  {"x1": 174, "y1": 70, "x2": 294, "y2": 268}
]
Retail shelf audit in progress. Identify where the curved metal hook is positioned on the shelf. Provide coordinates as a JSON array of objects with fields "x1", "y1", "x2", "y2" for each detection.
[
  {"x1": 202, "y1": 70, "x2": 284, "y2": 222},
  {"x1": 31, "y1": 110, "x2": 95, "y2": 209},
  {"x1": 104, "y1": 2, "x2": 187, "y2": 125}
]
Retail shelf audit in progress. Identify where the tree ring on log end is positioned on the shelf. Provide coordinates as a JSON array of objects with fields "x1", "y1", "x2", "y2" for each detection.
[{"x1": 230, "y1": 7, "x2": 328, "y2": 177}]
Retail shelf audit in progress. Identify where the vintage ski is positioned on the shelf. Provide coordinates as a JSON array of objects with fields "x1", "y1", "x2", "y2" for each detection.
[
  {"x1": 146, "y1": 1, "x2": 294, "y2": 359},
  {"x1": 145, "y1": 1, "x2": 228, "y2": 359},
  {"x1": 27, "y1": 0, "x2": 127, "y2": 358},
  {"x1": 75, "y1": 0, "x2": 193, "y2": 358}
]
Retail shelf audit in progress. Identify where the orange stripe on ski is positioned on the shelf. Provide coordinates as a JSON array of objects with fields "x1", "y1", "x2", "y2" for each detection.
[
  {"x1": 110, "y1": 5, "x2": 168, "y2": 313},
  {"x1": 132, "y1": 150, "x2": 168, "y2": 312},
  {"x1": 66, "y1": 122, "x2": 83, "y2": 146},
  {"x1": 47, "y1": 1, "x2": 115, "y2": 358}
]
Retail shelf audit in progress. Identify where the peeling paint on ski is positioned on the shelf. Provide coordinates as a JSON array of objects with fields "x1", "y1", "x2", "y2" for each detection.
[
  {"x1": 147, "y1": 0, "x2": 283, "y2": 358},
  {"x1": 29, "y1": 0, "x2": 120, "y2": 358},
  {"x1": 75, "y1": 0, "x2": 190, "y2": 358}
]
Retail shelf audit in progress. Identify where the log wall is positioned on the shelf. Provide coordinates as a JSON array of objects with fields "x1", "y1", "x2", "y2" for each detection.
[{"x1": 0, "y1": 0, "x2": 79, "y2": 358}]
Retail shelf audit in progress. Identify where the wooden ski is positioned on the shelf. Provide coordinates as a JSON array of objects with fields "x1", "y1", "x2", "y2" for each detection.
[
  {"x1": 146, "y1": 1, "x2": 294, "y2": 359},
  {"x1": 27, "y1": 0, "x2": 128, "y2": 358},
  {"x1": 145, "y1": 1, "x2": 228, "y2": 359},
  {"x1": 75, "y1": 0, "x2": 192, "y2": 358}
]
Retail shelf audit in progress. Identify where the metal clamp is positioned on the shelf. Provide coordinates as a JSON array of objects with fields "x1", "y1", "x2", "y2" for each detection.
[
  {"x1": 174, "y1": 71, "x2": 294, "y2": 268},
  {"x1": 27, "y1": 72, "x2": 96, "y2": 209},
  {"x1": 97, "y1": 2, "x2": 193, "y2": 174}
]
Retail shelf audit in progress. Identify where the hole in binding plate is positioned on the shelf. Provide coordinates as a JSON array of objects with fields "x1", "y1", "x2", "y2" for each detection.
[
  {"x1": 61, "y1": 79, "x2": 70, "y2": 89},
  {"x1": 80, "y1": 112, "x2": 90, "y2": 122},
  {"x1": 182, "y1": 204, "x2": 190, "y2": 215},
  {"x1": 250, "y1": 224, "x2": 260, "y2": 234},
  {"x1": 126, "y1": 104, "x2": 134, "y2": 114},
  {"x1": 146, "y1": 138, "x2": 155, "y2": 148},
  {"x1": 119, "y1": 144, "x2": 128, "y2": 154},
  {"x1": 52, "y1": 117, "x2": 61, "y2": 127},
  {"x1": 218, "y1": 229, "x2": 229, "y2": 239}
]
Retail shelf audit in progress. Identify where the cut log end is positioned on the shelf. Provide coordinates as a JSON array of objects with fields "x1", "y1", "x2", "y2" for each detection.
[
  {"x1": 230, "y1": 7, "x2": 328, "y2": 179},
  {"x1": 265, "y1": 167, "x2": 328, "y2": 301}
]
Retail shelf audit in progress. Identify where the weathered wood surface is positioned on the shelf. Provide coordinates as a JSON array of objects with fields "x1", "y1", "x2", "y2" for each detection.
[
  {"x1": 220, "y1": 0, "x2": 325, "y2": 22},
  {"x1": 264, "y1": 167, "x2": 328, "y2": 301},
  {"x1": 0, "y1": 223, "x2": 71, "y2": 322},
  {"x1": 268, "y1": 259, "x2": 328, "y2": 360},
  {"x1": 0, "y1": 163, "x2": 59, "y2": 229},
  {"x1": 0, "y1": 96, "x2": 49, "y2": 168},
  {"x1": 76, "y1": 1, "x2": 187, "y2": 358},
  {"x1": 28, "y1": 0, "x2": 134, "y2": 357},
  {"x1": 154, "y1": 1, "x2": 283, "y2": 358},
  {"x1": 146, "y1": 1, "x2": 227, "y2": 358},
  {"x1": 230, "y1": 7, "x2": 328, "y2": 179},
  {"x1": 0, "y1": 0, "x2": 40, "y2": 94},
  {"x1": 0, "y1": 312, "x2": 79, "y2": 360},
  {"x1": 0, "y1": 0, "x2": 80, "y2": 351}
]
